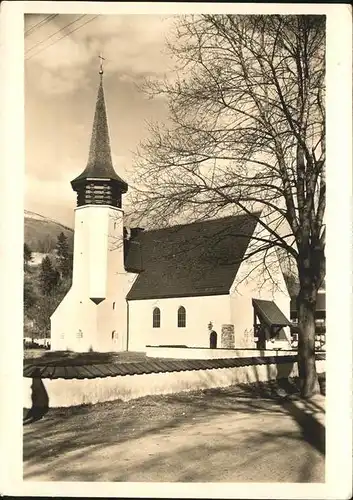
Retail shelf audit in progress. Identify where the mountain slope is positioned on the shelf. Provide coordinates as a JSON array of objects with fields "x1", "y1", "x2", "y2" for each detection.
[{"x1": 24, "y1": 210, "x2": 74, "y2": 253}]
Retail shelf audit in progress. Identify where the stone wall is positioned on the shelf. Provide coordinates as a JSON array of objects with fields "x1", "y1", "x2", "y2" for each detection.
[
  {"x1": 145, "y1": 346, "x2": 296, "y2": 359},
  {"x1": 221, "y1": 324, "x2": 235, "y2": 348},
  {"x1": 23, "y1": 359, "x2": 326, "y2": 408}
]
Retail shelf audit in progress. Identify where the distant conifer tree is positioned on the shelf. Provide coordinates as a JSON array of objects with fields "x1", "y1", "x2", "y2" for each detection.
[
  {"x1": 55, "y1": 232, "x2": 72, "y2": 279},
  {"x1": 39, "y1": 256, "x2": 60, "y2": 295}
]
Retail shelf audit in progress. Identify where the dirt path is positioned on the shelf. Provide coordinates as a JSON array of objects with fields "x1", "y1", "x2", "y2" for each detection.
[{"x1": 23, "y1": 383, "x2": 325, "y2": 483}]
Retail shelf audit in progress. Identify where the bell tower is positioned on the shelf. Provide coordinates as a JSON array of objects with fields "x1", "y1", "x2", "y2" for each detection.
[
  {"x1": 51, "y1": 60, "x2": 132, "y2": 352},
  {"x1": 71, "y1": 59, "x2": 128, "y2": 209}
]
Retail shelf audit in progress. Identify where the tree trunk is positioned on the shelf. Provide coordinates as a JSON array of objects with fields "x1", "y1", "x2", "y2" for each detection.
[{"x1": 297, "y1": 289, "x2": 320, "y2": 398}]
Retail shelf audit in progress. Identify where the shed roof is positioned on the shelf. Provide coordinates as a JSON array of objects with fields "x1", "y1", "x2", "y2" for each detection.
[
  {"x1": 252, "y1": 299, "x2": 292, "y2": 327},
  {"x1": 125, "y1": 212, "x2": 260, "y2": 300}
]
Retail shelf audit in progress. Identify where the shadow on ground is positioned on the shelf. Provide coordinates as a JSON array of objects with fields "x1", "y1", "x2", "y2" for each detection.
[
  {"x1": 243, "y1": 361, "x2": 325, "y2": 455},
  {"x1": 23, "y1": 370, "x2": 325, "y2": 483}
]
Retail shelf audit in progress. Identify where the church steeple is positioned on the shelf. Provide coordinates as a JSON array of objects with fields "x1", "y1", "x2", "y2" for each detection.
[{"x1": 71, "y1": 60, "x2": 128, "y2": 208}]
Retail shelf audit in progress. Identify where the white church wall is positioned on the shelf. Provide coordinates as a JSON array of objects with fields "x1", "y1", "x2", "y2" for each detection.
[
  {"x1": 97, "y1": 208, "x2": 138, "y2": 352},
  {"x1": 96, "y1": 271, "x2": 137, "y2": 352},
  {"x1": 229, "y1": 220, "x2": 291, "y2": 348},
  {"x1": 128, "y1": 294, "x2": 231, "y2": 352},
  {"x1": 51, "y1": 286, "x2": 133, "y2": 353},
  {"x1": 50, "y1": 289, "x2": 97, "y2": 352},
  {"x1": 51, "y1": 205, "x2": 137, "y2": 352},
  {"x1": 71, "y1": 206, "x2": 89, "y2": 293}
]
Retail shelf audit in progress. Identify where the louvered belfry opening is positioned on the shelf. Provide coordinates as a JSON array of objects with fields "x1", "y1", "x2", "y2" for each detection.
[
  {"x1": 75, "y1": 179, "x2": 123, "y2": 208},
  {"x1": 71, "y1": 71, "x2": 128, "y2": 207}
]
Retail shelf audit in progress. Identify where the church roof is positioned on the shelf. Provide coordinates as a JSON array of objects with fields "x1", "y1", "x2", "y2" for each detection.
[
  {"x1": 126, "y1": 212, "x2": 260, "y2": 300},
  {"x1": 71, "y1": 75, "x2": 128, "y2": 191}
]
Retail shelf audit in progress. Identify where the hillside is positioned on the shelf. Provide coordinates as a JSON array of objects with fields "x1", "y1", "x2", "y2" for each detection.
[{"x1": 24, "y1": 210, "x2": 74, "y2": 253}]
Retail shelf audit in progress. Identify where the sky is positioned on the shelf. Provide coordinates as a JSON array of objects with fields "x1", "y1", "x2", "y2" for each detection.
[{"x1": 25, "y1": 14, "x2": 175, "y2": 227}]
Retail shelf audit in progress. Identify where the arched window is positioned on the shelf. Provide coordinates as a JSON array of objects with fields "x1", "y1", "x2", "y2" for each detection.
[
  {"x1": 153, "y1": 307, "x2": 161, "y2": 328},
  {"x1": 177, "y1": 306, "x2": 186, "y2": 328}
]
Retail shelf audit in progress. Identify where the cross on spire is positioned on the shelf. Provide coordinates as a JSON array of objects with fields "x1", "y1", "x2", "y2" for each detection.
[{"x1": 99, "y1": 53, "x2": 105, "y2": 75}]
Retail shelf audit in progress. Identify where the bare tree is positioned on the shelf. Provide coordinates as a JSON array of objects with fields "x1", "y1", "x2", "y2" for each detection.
[{"x1": 131, "y1": 14, "x2": 325, "y2": 398}]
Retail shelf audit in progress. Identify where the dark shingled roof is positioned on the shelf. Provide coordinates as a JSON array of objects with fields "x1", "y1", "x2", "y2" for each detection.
[
  {"x1": 23, "y1": 353, "x2": 326, "y2": 379},
  {"x1": 71, "y1": 76, "x2": 128, "y2": 191},
  {"x1": 125, "y1": 212, "x2": 260, "y2": 300},
  {"x1": 252, "y1": 299, "x2": 292, "y2": 327}
]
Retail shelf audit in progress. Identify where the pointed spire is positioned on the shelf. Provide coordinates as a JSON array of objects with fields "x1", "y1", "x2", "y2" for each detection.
[
  {"x1": 85, "y1": 74, "x2": 114, "y2": 176},
  {"x1": 71, "y1": 63, "x2": 128, "y2": 194}
]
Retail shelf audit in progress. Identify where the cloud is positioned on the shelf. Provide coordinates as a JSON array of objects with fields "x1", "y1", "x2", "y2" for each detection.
[
  {"x1": 25, "y1": 14, "x2": 176, "y2": 95},
  {"x1": 24, "y1": 14, "x2": 172, "y2": 224},
  {"x1": 25, "y1": 173, "x2": 75, "y2": 210},
  {"x1": 25, "y1": 15, "x2": 96, "y2": 66},
  {"x1": 111, "y1": 153, "x2": 132, "y2": 181},
  {"x1": 25, "y1": 156, "x2": 135, "y2": 227},
  {"x1": 37, "y1": 66, "x2": 87, "y2": 94}
]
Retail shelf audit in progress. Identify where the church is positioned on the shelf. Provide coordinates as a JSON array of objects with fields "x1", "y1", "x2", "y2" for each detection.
[{"x1": 50, "y1": 68, "x2": 292, "y2": 353}]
